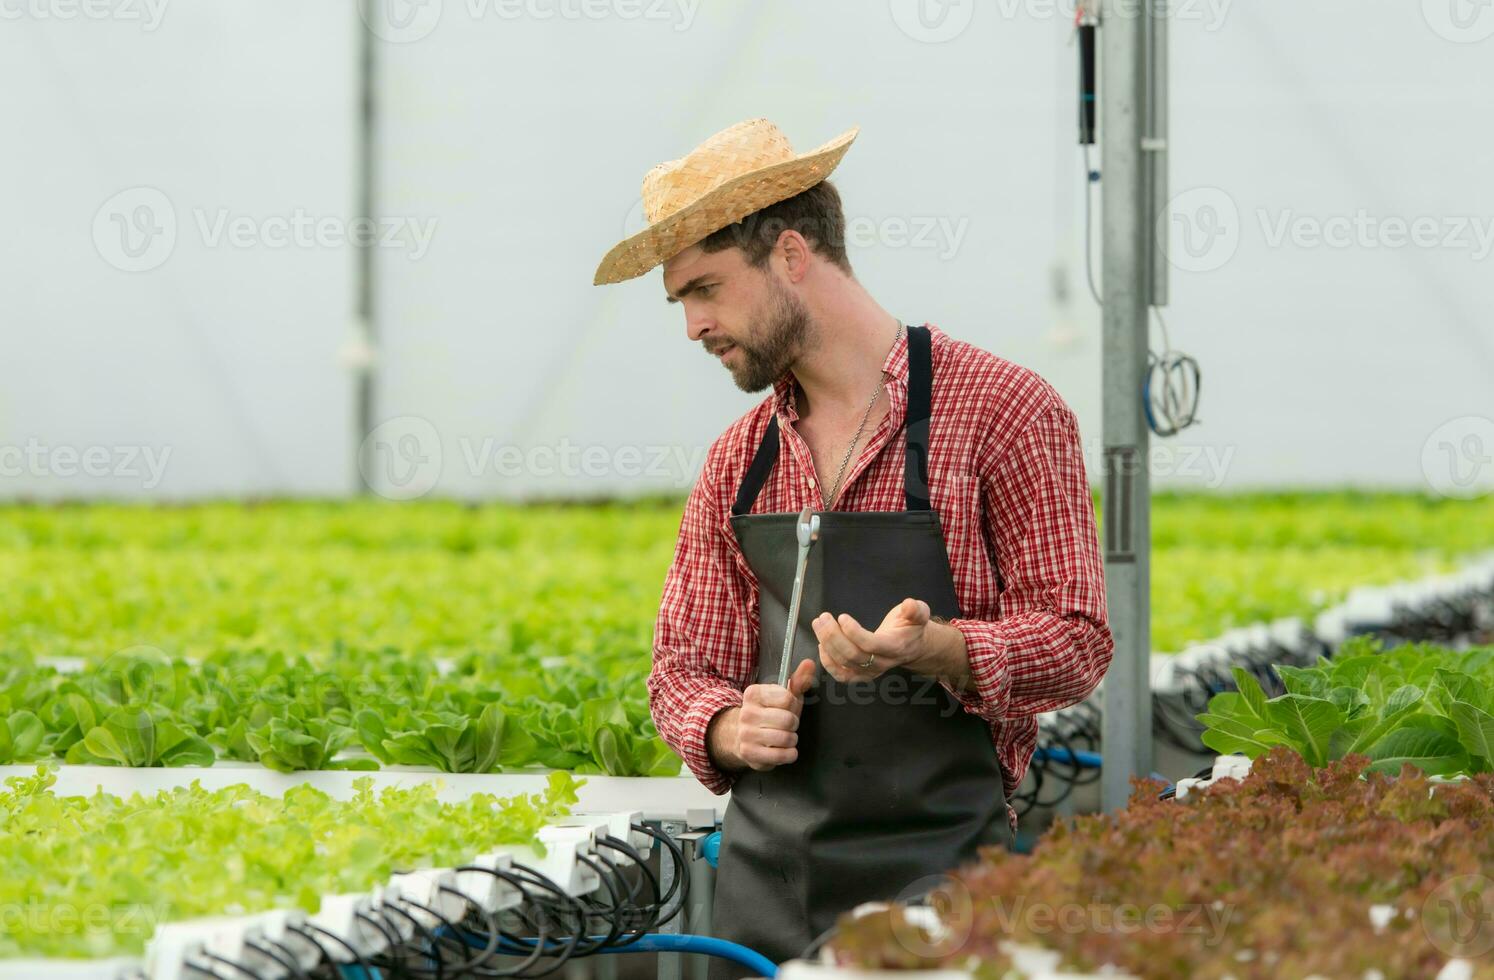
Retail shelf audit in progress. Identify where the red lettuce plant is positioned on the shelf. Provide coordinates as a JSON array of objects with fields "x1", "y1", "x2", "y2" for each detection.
[{"x1": 833, "y1": 749, "x2": 1494, "y2": 979}]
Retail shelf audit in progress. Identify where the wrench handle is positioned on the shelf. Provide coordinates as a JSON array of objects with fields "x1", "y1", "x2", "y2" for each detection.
[{"x1": 777, "y1": 549, "x2": 812, "y2": 687}]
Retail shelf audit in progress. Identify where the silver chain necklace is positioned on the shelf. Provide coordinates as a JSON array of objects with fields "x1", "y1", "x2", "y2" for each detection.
[{"x1": 820, "y1": 320, "x2": 905, "y2": 510}]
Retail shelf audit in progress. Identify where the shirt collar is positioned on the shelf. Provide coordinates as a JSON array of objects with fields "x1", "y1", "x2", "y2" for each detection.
[{"x1": 772, "y1": 322, "x2": 916, "y2": 424}]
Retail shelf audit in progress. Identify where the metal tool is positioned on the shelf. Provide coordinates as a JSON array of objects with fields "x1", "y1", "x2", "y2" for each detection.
[{"x1": 777, "y1": 506, "x2": 820, "y2": 688}]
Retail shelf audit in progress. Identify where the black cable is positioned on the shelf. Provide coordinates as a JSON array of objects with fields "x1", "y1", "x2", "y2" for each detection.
[
  {"x1": 504, "y1": 862, "x2": 603, "y2": 958},
  {"x1": 243, "y1": 937, "x2": 305, "y2": 979},
  {"x1": 595, "y1": 836, "x2": 662, "y2": 934},
  {"x1": 298, "y1": 922, "x2": 379, "y2": 979},
  {"x1": 390, "y1": 895, "x2": 492, "y2": 977},
  {"x1": 632, "y1": 822, "x2": 689, "y2": 928},
  {"x1": 378, "y1": 902, "x2": 448, "y2": 978},
  {"x1": 575, "y1": 852, "x2": 628, "y2": 948},
  {"x1": 192, "y1": 953, "x2": 262, "y2": 980}
]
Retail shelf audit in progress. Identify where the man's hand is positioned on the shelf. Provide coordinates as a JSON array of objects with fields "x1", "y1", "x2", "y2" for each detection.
[
  {"x1": 811, "y1": 597, "x2": 973, "y2": 687},
  {"x1": 707, "y1": 659, "x2": 817, "y2": 772}
]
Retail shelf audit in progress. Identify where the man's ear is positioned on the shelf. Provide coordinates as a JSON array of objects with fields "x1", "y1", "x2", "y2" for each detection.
[{"x1": 774, "y1": 229, "x2": 812, "y2": 284}]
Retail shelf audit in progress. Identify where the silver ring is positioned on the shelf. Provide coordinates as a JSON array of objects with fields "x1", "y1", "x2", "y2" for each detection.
[{"x1": 858, "y1": 653, "x2": 875, "y2": 670}]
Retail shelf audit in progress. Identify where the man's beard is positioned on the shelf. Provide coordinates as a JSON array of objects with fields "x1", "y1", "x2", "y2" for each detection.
[{"x1": 718, "y1": 278, "x2": 814, "y2": 393}]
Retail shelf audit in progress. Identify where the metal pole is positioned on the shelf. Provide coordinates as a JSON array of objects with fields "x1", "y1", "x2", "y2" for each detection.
[
  {"x1": 657, "y1": 820, "x2": 686, "y2": 980},
  {"x1": 1099, "y1": 0, "x2": 1156, "y2": 811},
  {"x1": 354, "y1": 2, "x2": 379, "y2": 493},
  {"x1": 687, "y1": 835, "x2": 715, "y2": 980}
]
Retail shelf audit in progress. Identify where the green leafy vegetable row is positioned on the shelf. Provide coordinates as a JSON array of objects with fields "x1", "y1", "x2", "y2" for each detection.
[
  {"x1": 0, "y1": 495, "x2": 1488, "y2": 779},
  {"x1": 0, "y1": 766, "x2": 578, "y2": 959},
  {"x1": 1200, "y1": 639, "x2": 1494, "y2": 776},
  {"x1": 0, "y1": 648, "x2": 680, "y2": 776}
]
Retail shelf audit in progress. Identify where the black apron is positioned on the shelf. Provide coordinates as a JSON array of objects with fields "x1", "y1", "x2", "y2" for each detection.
[{"x1": 709, "y1": 326, "x2": 1009, "y2": 975}]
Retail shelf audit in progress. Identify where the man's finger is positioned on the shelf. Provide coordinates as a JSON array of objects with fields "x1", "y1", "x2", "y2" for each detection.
[
  {"x1": 753, "y1": 727, "x2": 798, "y2": 749},
  {"x1": 788, "y1": 657, "x2": 817, "y2": 697},
  {"x1": 752, "y1": 707, "x2": 800, "y2": 732},
  {"x1": 746, "y1": 747, "x2": 797, "y2": 770},
  {"x1": 748, "y1": 684, "x2": 798, "y2": 710},
  {"x1": 813, "y1": 613, "x2": 864, "y2": 665},
  {"x1": 836, "y1": 612, "x2": 882, "y2": 650},
  {"x1": 904, "y1": 597, "x2": 931, "y2": 624}
]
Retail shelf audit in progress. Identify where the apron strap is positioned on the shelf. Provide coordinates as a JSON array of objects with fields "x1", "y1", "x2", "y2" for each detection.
[
  {"x1": 730, "y1": 324, "x2": 934, "y2": 517},
  {"x1": 731, "y1": 415, "x2": 781, "y2": 517},
  {"x1": 903, "y1": 323, "x2": 933, "y2": 511}
]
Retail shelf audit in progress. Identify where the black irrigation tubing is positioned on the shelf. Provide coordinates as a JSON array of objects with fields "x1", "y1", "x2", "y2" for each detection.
[
  {"x1": 243, "y1": 936, "x2": 306, "y2": 979},
  {"x1": 594, "y1": 836, "x2": 663, "y2": 938},
  {"x1": 632, "y1": 822, "x2": 689, "y2": 928},
  {"x1": 300, "y1": 922, "x2": 380, "y2": 978},
  {"x1": 193, "y1": 952, "x2": 261, "y2": 980},
  {"x1": 506, "y1": 863, "x2": 610, "y2": 958},
  {"x1": 390, "y1": 896, "x2": 492, "y2": 978}
]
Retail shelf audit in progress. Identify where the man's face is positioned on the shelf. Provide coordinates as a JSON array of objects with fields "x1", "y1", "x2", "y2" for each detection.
[{"x1": 663, "y1": 245, "x2": 814, "y2": 393}]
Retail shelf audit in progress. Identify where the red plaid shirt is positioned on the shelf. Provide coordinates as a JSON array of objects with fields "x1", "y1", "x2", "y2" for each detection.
[{"x1": 649, "y1": 323, "x2": 1112, "y2": 833}]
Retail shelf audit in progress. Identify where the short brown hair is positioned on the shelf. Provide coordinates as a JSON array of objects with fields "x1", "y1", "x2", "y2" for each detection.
[{"x1": 696, "y1": 179, "x2": 853, "y2": 275}]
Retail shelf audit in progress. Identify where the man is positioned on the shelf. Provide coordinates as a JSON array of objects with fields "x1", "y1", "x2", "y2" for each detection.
[{"x1": 594, "y1": 118, "x2": 1113, "y2": 971}]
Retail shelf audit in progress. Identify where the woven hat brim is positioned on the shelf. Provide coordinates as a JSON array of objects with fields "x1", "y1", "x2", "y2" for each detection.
[{"x1": 593, "y1": 126, "x2": 859, "y2": 286}]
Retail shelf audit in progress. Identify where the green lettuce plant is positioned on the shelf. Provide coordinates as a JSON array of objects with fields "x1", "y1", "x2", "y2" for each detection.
[{"x1": 1199, "y1": 639, "x2": 1494, "y2": 776}]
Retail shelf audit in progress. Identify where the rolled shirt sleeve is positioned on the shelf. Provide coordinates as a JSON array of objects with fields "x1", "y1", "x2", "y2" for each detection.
[
  {"x1": 648, "y1": 446, "x2": 757, "y2": 793},
  {"x1": 944, "y1": 405, "x2": 1113, "y2": 721}
]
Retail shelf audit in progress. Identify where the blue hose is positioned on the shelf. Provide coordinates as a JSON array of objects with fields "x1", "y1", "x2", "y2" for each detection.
[
  {"x1": 1031, "y1": 746, "x2": 1102, "y2": 768},
  {"x1": 1031, "y1": 748, "x2": 1172, "y2": 785},
  {"x1": 701, "y1": 831, "x2": 722, "y2": 868},
  {"x1": 592, "y1": 934, "x2": 776, "y2": 977},
  {"x1": 441, "y1": 929, "x2": 776, "y2": 978}
]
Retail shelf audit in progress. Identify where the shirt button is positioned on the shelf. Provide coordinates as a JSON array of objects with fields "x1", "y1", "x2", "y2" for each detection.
[{"x1": 807, "y1": 478, "x2": 817, "y2": 488}]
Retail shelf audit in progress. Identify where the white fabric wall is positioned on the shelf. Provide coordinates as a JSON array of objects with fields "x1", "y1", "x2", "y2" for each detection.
[
  {"x1": 1, "y1": 0, "x2": 357, "y2": 499},
  {"x1": 6, "y1": 0, "x2": 1492, "y2": 499}
]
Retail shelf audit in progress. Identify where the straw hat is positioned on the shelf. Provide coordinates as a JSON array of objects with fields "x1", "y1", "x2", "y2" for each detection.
[{"x1": 593, "y1": 118, "x2": 859, "y2": 286}]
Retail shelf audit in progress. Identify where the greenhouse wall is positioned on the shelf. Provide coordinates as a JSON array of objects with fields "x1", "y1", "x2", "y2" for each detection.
[{"x1": 5, "y1": 0, "x2": 1491, "y2": 500}]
